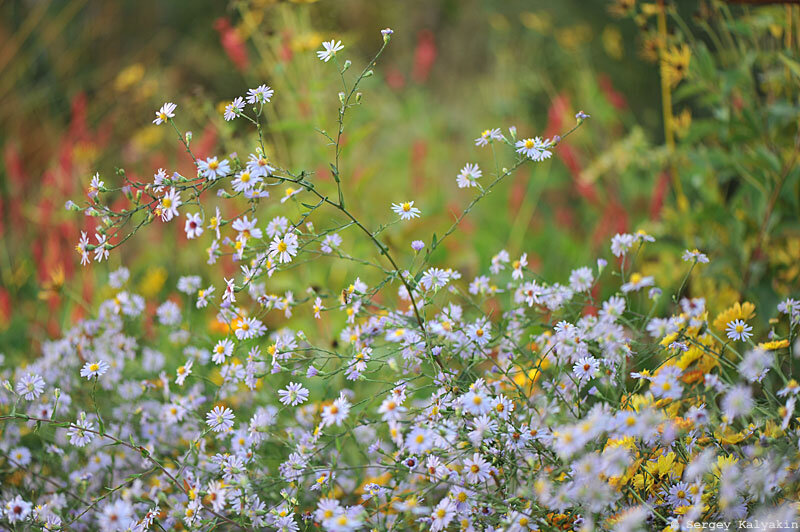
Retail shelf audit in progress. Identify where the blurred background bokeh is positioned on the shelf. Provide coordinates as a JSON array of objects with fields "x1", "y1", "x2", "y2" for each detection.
[{"x1": 2, "y1": 0, "x2": 799, "y2": 354}]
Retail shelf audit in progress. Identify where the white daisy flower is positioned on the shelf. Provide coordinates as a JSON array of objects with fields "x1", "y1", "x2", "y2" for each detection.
[
  {"x1": 152, "y1": 102, "x2": 176, "y2": 125},
  {"x1": 391, "y1": 201, "x2": 421, "y2": 220},
  {"x1": 317, "y1": 40, "x2": 344, "y2": 62}
]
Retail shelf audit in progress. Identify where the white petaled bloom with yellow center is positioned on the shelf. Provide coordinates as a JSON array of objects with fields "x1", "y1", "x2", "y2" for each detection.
[
  {"x1": 80, "y1": 360, "x2": 110, "y2": 379},
  {"x1": 391, "y1": 201, "x2": 421, "y2": 220},
  {"x1": 269, "y1": 232, "x2": 299, "y2": 264},
  {"x1": 152, "y1": 102, "x2": 176, "y2": 125}
]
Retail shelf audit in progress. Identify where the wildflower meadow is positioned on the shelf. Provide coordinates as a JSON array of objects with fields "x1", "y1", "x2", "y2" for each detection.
[{"x1": 1, "y1": 1, "x2": 800, "y2": 531}]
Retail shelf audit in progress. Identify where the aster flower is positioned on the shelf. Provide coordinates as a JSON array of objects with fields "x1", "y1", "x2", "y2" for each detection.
[
  {"x1": 475, "y1": 128, "x2": 503, "y2": 147},
  {"x1": 246, "y1": 84, "x2": 274, "y2": 104},
  {"x1": 67, "y1": 413, "x2": 96, "y2": 447},
  {"x1": 722, "y1": 384, "x2": 754, "y2": 421},
  {"x1": 183, "y1": 212, "x2": 204, "y2": 239},
  {"x1": 175, "y1": 359, "x2": 193, "y2": 386},
  {"x1": 246, "y1": 153, "x2": 274, "y2": 177},
  {"x1": 206, "y1": 406, "x2": 235, "y2": 433},
  {"x1": 420, "y1": 268, "x2": 450, "y2": 291},
  {"x1": 80, "y1": 360, "x2": 110, "y2": 379},
  {"x1": 682, "y1": 248, "x2": 709, "y2": 263},
  {"x1": 321, "y1": 393, "x2": 351, "y2": 427},
  {"x1": 212, "y1": 338, "x2": 235, "y2": 365},
  {"x1": 198, "y1": 156, "x2": 231, "y2": 181},
  {"x1": 621, "y1": 273, "x2": 655, "y2": 293},
  {"x1": 515, "y1": 137, "x2": 552, "y2": 161},
  {"x1": 4, "y1": 495, "x2": 32, "y2": 523},
  {"x1": 463, "y1": 453, "x2": 492, "y2": 484},
  {"x1": 430, "y1": 498, "x2": 456, "y2": 532},
  {"x1": 278, "y1": 382, "x2": 310, "y2": 406},
  {"x1": 157, "y1": 187, "x2": 181, "y2": 222},
  {"x1": 573, "y1": 356, "x2": 599, "y2": 383},
  {"x1": 93, "y1": 233, "x2": 109, "y2": 262},
  {"x1": 611, "y1": 233, "x2": 635, "y2": 257},
  {"x1": 569, "y1": 266, "x2": 594, "y2": 292},
  {"x1": 321, "y1": 233, "x2": 342, "y2": 254},
  {"x1": 152, "y1": 102, "x2": 176, "y2": 125},
  {"x1": 269, "y1": 232, "x2": 299, "y2": 264},
  {"x1": 391, "y1": 201, "x2": 421, "y2": 220},
  {"x1": 317, "y1": 39, "x2": 344, "y2": 62},
  {"x1": 726, "y1": 319, "x2": 753, "y2": 342},
  {"x1": 223, "y1": 97, "x2": 245, "y2": 121},
  {"x1": 76, "y1": 231, "x2": 91, "y2": 265},
  {"x1": 16, "y1": 374, "x2": 45, "y2": 400},
  {"x1": 456, "y1": 163, "x2": 482, "y2": 188}
]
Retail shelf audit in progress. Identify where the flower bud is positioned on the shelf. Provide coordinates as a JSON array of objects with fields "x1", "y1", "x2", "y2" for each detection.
[{"x1": 381, "y1": 28, "x2": 393, "y2": 43}]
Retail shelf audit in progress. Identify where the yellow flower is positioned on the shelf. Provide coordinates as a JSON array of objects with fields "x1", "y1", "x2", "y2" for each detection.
[
  {"x1": 662, "y1": 44, "x2": 691, "y2": 87},
  {"x1": 714, "y1": 424, "x2": 755, "y2": 445},
  {"x1": 640, "y1": 33, "x2": 661, "y2": 63},
  {"x1": 646, "y1": 451, "x2": 682, "y2": 481},
  {"x1": 138, "y1": 267, "x2": 167, "y2": 298},
  {"x1": 758, "y1": 339, "x2": 790, "y2": 350},
  {"x1": 114, "y1": 63, "x2": 145, "y2": 92},
  {"x1": 673, "y1": 108, "x2": 692, "y2": 138},
  {"x1": 713, "y1": 302, "x2": 756, "y2": 332},
  {"x1": 520, "y1": 12, "x2": 551, "y2": 33},
  {"x1": 713, "y1": 454, "x2": 738, "y2": 477}
]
